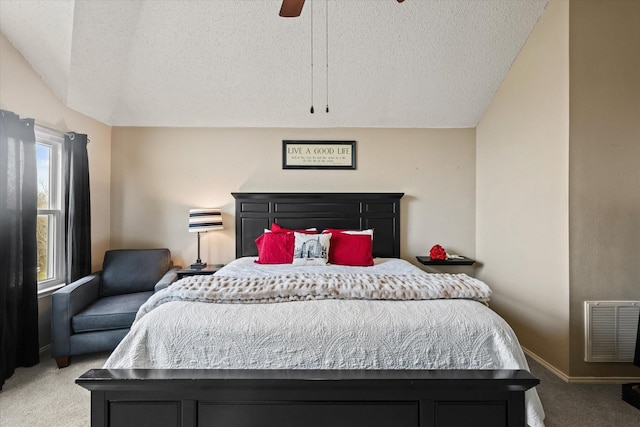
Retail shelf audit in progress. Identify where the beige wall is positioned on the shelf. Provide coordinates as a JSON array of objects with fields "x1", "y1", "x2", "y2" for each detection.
[
  {"x1": 476, "y1": 0, "x2": 570, "y2": 374},
  {"x1": 478, "y1": 0, "x2": 640, "y2": 380},
  {"x1": 568, "y1": 0, "x2": 640, "y2": 378},
  {"x1": 0, "y1": 32, "x2": 112, "y2": 271},
  {"x1": 110, "y1": 127, "x2": 477, "y2": 270},
  {"x1": 1, "y1": 32, "x2": 112, "y2": 348},
  {"x1": 4, "y1": 0, "x2": 638, "y2": 379}
]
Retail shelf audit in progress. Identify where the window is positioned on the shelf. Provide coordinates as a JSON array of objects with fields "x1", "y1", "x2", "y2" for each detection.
[{"x1": 36, "y1": 125, "x2": 65, "y2": 292}]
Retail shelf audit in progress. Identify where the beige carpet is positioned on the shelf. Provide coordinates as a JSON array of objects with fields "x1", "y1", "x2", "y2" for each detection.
[
  {"x1": 1, "y1": 352, "x2": 639, "y2": 426},
  {"x1": 0, "y1": 351, "x2": 110, "y2": 427},
  {"x1": 527, "y1": 357, "x2": 640, "y2": 426}
]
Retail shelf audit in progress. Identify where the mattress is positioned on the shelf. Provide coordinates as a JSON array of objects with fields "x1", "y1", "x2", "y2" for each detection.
[{"x1": 104, "y1": 257, "x2": 545, "y2": 426}]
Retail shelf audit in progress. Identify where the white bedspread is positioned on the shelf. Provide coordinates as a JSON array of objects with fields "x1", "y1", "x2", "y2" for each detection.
[{"x1": 104, "y1": 257, "x2": 545, "y2": 427}]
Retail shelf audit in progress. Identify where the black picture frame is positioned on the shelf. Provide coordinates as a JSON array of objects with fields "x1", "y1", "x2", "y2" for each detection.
[{"x1": 282, "y1": 140, "x2": 356, "y2": 170}]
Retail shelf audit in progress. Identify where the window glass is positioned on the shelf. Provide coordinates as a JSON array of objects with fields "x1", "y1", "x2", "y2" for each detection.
[
  {"x1": 35, "y1": 126, "x2": 64, "y2": 291},
  {"x1": 37, "y1": 214, "x2": 52, "y2": 281},
  {"x1": 36, "y1": 144, "x2": 51, "y2": 209}
]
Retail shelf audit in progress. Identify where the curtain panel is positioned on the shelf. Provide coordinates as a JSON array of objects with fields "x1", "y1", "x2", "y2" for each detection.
[
  {"x1": 635, "y1": 311, "x2": 640, "y2": 367},
  {"x1": 64, "y1": 133, "x2": 91, "y2": 283},
  {"x1": 0, "y1": 110, "x2": 40, "y2": 389}
]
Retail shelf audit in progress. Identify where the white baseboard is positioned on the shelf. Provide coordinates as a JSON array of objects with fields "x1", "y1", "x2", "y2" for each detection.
[
  {"x1": 39, "y1": 344, "x2": 51, "y2": 355},
  {"x1": 567, "y1": 376, "x2": 640, "y2": 384},
  {"x1": 523, "y1": 346, "x2": 571, "y2": 382},
  {"x1": 522, "y1": 346, "x2": 640, "y2": 384}
]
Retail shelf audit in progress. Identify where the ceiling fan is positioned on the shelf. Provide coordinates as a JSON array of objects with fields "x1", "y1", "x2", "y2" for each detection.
[{"x1": 280, "y1": 0, "x2": 405, "y2": 18}]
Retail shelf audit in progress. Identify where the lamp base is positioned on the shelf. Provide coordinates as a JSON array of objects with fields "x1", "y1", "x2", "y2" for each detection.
[{"x1": 190, "y1": 261, "x2": 207, "y2": 269}]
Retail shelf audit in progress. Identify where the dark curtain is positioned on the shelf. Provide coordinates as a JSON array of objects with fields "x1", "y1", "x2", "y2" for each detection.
[
  {"x1": 63, "y1": 132, "x2": 91, "y2": 284},
  {"x1": 635, "y1": 311, "x2": 640, "y2": 367},
  {"x1": 0, "y1": 110, "x2": 40, "y2": 389}
]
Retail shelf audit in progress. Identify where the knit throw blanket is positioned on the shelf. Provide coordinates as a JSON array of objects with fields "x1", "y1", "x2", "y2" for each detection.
[{"x1": 136, "y1": 273, "x2": 492, "y2": 322}]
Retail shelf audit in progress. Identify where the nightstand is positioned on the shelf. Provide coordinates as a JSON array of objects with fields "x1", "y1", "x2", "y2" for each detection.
[
  {"x1": 177, "y1": 264, "x2": 224, "y2": 279},
  {"x1": 416, "y1": 256, "x2": 476, "y2": 266}
]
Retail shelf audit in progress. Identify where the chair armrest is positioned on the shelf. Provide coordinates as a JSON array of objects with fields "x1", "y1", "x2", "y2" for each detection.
[
  {"x1": 51, "y1": 273, "x2": 101, "y2": 357},
  {"x1": 154, "y1": 267, "x2": 180, "y2": 292}
]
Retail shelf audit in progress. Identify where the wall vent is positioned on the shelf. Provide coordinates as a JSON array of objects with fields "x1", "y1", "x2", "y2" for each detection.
[{"x1": 585, "y1": 301, "x2": 640, "y2": 362}]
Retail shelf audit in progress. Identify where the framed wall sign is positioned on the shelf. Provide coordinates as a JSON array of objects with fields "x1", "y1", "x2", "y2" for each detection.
[{"x1": 282, "y1": 140, "x2": 356, "y2": 170}]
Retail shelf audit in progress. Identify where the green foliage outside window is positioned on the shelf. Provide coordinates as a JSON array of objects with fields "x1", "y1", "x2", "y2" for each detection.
[{"x1": 37, "y1": 187, "x2": 49, "y2": 281}]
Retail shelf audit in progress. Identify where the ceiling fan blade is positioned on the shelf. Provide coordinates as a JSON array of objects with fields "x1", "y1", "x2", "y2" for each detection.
[{"x1": 280, "y1": 0, "x2": 305, "y2": 17}]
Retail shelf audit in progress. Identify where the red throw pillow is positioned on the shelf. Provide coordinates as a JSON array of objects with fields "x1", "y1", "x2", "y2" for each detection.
[
  {"x1": 255, "y1": 232, "x2": 294, "y2": 264},
  {"x1": 270, "y1": 223, "x2": 317, "y2": 234},
  {"x1": 327, "y1": 232, "x2": 374, "y2": 266}
]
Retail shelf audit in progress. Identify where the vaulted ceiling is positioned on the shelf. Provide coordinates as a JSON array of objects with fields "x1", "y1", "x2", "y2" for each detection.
[{"x1": 0, "y1": 0, "x2": 548, "y2": 128}]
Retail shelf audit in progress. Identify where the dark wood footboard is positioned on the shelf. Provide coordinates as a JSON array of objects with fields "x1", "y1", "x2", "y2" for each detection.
[{"x1": 76, "y1": 369, "x2": 538, "y2": 427}]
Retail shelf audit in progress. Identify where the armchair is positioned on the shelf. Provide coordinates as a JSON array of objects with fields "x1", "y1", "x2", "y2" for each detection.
[{"x1": 51, "y1": 248, "x2": 180, "y2": 368}]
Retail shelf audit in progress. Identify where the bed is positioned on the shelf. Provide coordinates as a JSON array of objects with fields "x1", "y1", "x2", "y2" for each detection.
[{"x1": 76, "y1": 192, "x2": 544, "y2": 427}]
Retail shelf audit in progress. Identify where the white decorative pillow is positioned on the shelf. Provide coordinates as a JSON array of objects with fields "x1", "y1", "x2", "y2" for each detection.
[
  {"x1": 322, "y1": 228, "x2": 374, "y2": 239},
  {"x1": 292, "y1": 232, "x2": 331, "y2": 266},
  {"x1": 343, "y1": 229, "x2": 374, "y2": 239}
]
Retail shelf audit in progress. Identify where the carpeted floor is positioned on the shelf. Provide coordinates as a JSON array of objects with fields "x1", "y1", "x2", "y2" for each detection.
[
  {"x1": 0, "y1": 351, "x2": 109, "y2": 427},
  {"x1": 1, "y1": 352, "x2": 638, "y2": 426},
  {"x1": 527, "y1": 357, "x2": 640, "y2": 426}
]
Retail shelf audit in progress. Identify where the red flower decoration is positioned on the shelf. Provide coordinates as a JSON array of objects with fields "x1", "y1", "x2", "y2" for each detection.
[{"x1": 429, "y1": 244, "x2": 447, "y2": 261}]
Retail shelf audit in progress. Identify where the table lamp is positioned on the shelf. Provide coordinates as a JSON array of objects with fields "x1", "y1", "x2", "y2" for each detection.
[{"x1": 188, "y1": 208, "x2": 223, "y2": 269}]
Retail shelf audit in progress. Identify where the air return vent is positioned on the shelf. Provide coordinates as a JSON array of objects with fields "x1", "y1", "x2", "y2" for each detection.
[{"x1": 584, "y1": 301, "x2": 640, "y2": 362}]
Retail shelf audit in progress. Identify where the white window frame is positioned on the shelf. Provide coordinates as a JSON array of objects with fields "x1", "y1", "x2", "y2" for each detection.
[{"x1": 35, "y1": 125, "x2": 65, "y2": 293}]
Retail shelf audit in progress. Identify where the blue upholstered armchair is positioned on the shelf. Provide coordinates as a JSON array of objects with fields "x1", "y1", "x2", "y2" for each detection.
[{"x1": 51, "y1": 248, "x2": 180, "y2": 368}]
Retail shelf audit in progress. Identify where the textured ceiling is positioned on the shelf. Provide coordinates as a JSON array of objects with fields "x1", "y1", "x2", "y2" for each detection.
[{"x1": 0, "y1": 0, "x2": 548, "y2": 128}]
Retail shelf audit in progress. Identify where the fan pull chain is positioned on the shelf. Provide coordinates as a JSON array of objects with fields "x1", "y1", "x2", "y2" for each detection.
[
  {"x1": 310, "y1": 0, "x2": 314, "y2": 114},
  {"x1": 325, "y1": 0, "x2": 329, "y2": 113}
]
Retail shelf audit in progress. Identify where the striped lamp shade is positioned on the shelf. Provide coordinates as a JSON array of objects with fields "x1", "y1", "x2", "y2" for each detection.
[{"x1": 188, "y1": 208, "x2": 223, "y2": 233}]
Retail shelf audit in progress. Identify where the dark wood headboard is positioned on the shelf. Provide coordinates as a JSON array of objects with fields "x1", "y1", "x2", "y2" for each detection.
[{"x1": 232, "y1": 193, "x2": 404, "y2": 259}]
